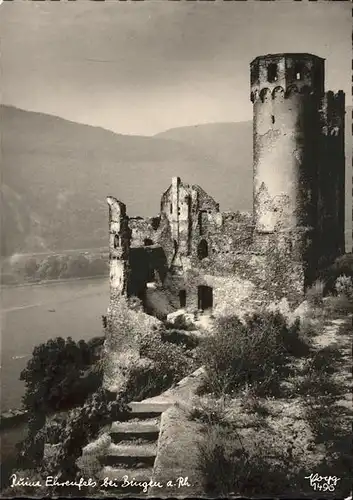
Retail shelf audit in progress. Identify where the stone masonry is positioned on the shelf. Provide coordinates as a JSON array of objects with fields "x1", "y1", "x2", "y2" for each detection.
[{"x1": 107, "y1": 53, "x2": 345, "y2": 317}]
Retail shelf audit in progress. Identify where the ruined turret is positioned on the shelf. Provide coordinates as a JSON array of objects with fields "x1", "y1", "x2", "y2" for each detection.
[{"x1": 107, "y1": 197, "x2": 131, "y2": 304}]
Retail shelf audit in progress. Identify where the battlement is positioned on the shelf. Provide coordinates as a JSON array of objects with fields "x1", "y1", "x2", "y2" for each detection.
[{"x1": 250, "y1": 53, "x2": 325, "y2": 99}]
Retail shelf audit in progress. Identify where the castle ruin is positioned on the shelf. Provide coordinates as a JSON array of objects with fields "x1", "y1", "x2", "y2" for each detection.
[{"x1": 107, "y1": 53, "x2": 345, "y2": 317}]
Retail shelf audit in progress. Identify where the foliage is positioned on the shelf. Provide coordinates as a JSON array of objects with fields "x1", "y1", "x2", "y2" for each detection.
[
  {"x1": 335, "y1": 274, "x2": 353, "y2": 299},
  {"x1": 197, "y1": 421, "x2": 305, "y2": 496},
  {"x1": 160, "y1": 328, "x2": 199, "y2": 349},
  {"x1": 41, "y1": 388, "x2": 130, "y2": 494},
  {"x1": 321, "y1": 253, "x2": 353, "y2": 291},
  {"x1": 240, "y1": 390, "x2": 271, "y2": 418},
  {"x1": 20, "y1": 336, "x2": 103, "y2": 413},
  {"x1": 324, "y1": 294, "x2": 353, "y2": 315},
  {"x1": 138, "y1": 330, "x2": 198, "y2": 394},
  {"x1": 189, "y1": 397, "x2": 229, "y2": 427},
  {"x1": 2, "y1": 252, "x2": 109, "y2": 285},
  {"x1": 305, "y1": 279, "x2": 325, "y2": 307},
  {"x1": 17, "y1": 336, "x2": 104, "y2": 466},
  {"x1": 199, "y1": 311, "x2": 309, "y2": 397}
]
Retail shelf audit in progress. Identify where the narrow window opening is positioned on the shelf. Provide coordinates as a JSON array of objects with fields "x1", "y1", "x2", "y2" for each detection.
[
  {"x1": 144, "y1": 238, "x2": 153, "y2": 246},
  {"x1": 170, "y1": 204, "x2": 173, "y2": 214},
  {"x1": 114, "y1": 235, "x2": 119, "y2": 248},
  {"x1": 173, "y1": 240, "x2": 178, "y2": 255},
  {"x1": 267, "y1": 63, "x2": 278, "y2": 83},
  {"x1": 197, "y1": 239, "x2": 208, "y2": 260},
  {"x1": 179, "y1": 290, "x2": 186, "y2": 308},
  {"x1": 294, "y1": 62, "x2": 304, "y2": 81},
  {"x1": 199, "y1": 211, "x2": 207, "y2": 236},
  {"x1": 199, "y1": 212, "x2": 203, "y2": 235},
  {"x1": 271, "y1": 115, "x2": 275, "y2": 124}
]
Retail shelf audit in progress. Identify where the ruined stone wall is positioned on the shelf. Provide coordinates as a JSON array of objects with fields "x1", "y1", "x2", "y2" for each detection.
[
  {"x1": 108, "y1": 170, "x2": 310, "y2": 312},
  {"x1": 179, "y1": 251, "x2": 304, "y2": 317},
  {"x1": 107, "y1": 197, "x2": 131, "y2": 304},
  {"x1": 129, "y1": 216, "x2": 161, "y2": 247},
  {"x1": 103, "y1": 298, "x2": 161, "y2": 394},
  {"x1": 106, "y1": 53, "x2": 346, "y2": 323},
  {"x1": 317, "y1": 90, "x2": 346, "y2": 266},
  {"x1": 190, "y1": 213, "x2": 254, "y2": 275}
]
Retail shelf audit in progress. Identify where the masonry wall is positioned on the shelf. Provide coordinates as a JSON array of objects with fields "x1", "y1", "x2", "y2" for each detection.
[
  {"x1": 107, "y1": 53, "x2": 346, "y2": 330},
  {"x1": 317, "y1": 90, "x2": 346, "y2": 266},
  {"x1": 107, "y1": 197, "x2": 131, "y2": 303},
  {"x1": 109, "y1": 184, "x2": 306, "y2": 311},
  {"x1": 253, "y1": 87, "x2": 319, "y2": 235}
]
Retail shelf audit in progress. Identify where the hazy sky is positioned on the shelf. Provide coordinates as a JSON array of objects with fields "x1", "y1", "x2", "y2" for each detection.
[{"x1": 1, "y1": 0, "x2": 351, "y2": 136}]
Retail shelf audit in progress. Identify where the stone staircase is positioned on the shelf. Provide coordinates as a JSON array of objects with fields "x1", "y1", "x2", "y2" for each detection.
[{"x1": 80, "y1": 402, "x2": 172, "y2": 497}]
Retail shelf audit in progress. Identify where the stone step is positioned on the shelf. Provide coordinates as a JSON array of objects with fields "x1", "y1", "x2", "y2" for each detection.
[
  {"x1": 99, "y1": 466, "x2": 153, "y2": 494},
  {"x1": 101, "y1": 443, "x2": 157, "y2": 468},
  {"x1": 125, "y1": 401, "x2": 173, "y2": 419},
  {"x1": 110, "y1": 420, "x2": 160, "y2": 442}
]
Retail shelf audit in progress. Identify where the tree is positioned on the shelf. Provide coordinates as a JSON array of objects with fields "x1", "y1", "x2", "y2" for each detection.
[{"x1": 18, "y1": 336, "x2": 104, "y2": 464}]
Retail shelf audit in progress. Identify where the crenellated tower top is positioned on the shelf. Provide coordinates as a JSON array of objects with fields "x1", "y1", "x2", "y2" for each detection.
[{"x1": 250, "y1": 53, "x2": 325, "y2": 102}]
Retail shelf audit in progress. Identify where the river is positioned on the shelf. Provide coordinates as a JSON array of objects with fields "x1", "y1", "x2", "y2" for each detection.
[{"x1": 1, "y1": 277, "x2": 109, "y2": 412}]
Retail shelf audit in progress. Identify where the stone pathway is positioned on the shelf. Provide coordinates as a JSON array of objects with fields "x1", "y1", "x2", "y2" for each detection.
[{"x1": 80, "y1": 402, "x2": 173, "y2": 497}]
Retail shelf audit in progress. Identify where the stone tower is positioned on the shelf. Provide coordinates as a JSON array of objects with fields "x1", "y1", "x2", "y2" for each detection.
[
  {"x1": 107, "y1": 196, "x2": 131, "y2": 303},
  {"x1": 250, "y1": 53, "x2": 345, "y2": 279}
]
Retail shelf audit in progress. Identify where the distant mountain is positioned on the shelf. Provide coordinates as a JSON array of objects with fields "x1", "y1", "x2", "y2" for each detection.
[
  {"x1": 155, "y1": 121, "x2": 254, "y2": 212},
  {"x1": 1, "y1": 106, "x2": 234, "y2": 256},
  {"x1": 1, "y1": 105, "x2": 351, "y2": 256}
]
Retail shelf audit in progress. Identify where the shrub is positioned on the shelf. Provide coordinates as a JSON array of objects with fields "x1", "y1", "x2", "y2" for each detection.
[
  {"x1": 306, "y1": 279, "x2": 325, "y2": 307},
  {"x1": 295, "y1": 369, "x2": 341, "y2": 400},
  {"x1": 240, "y1": 391, "x2": 271, "y2": 418},
  {"x1": 298, "y1": 317, "x2": 321, "y2": 339},
  {"x1": 189, "y1": 397, "x2": 229, "y2": 427},
  {"x1": 197, "y1": 424, "x2": 240, "y2": 496},
  {"x1": 323, "y1": 253, "x2": 353, "y2": 291},
  {"x1": 139, "y1": 331, "x2": 197, "y2": 391},
  {"x1": 197, "y1": 423, "x2": 304, "y2": 496},
  {"x1": 42, "y1": 389, "x2": 130, "y2": 493},
  {"x1": 160, "y1": 328, "x2": 199, "y2": 349},
  {"x1": 293, "y1": 349, "x2": 343, "y2": 402},
  {"x1": 335, "y1": 275, "x2": 353, "y2": 299},
  {"x1": 17, "y1": 336, "x2": 104, "y2": 466},
  {"x1": 20, "y1": 336, "x2": 103, "y2": 414},
  {"x1": 324, "y1": 294, "x2": 353, "y2": 315},
  {"x1": 309, "y1": 346, "x2": 343, "y2": 374},
  {"x1": 43, "y1": 414, "x2": 67, "y2": 445},
  {"x1": 199, "y1": 311, "x2": 307, "y2": 397}
]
